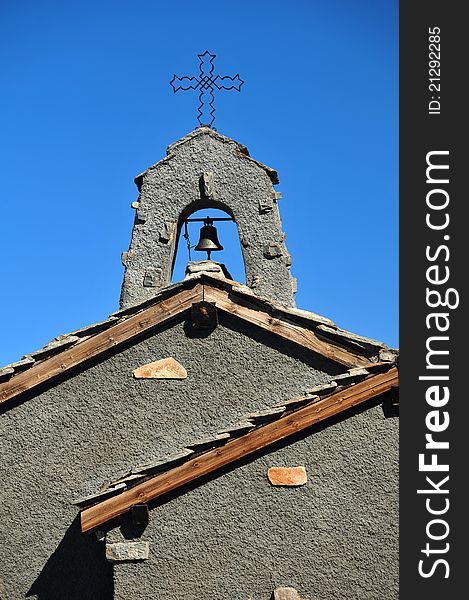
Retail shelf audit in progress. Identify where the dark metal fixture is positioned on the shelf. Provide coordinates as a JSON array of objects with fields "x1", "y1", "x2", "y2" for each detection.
[
  {"x1": 391, "y1": 384, "x2": 399, "y2": 406},
  {"x1": 130, "y1": 503, "x2": 149, "y2": 526},
  {"x1": 191, "y1": 301, "x2": 218, "y2": 330}
]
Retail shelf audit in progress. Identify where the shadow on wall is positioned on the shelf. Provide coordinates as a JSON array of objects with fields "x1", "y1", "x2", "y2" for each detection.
[{"x1": 27, "y1": 516, "x2": 113, "y2": 600}]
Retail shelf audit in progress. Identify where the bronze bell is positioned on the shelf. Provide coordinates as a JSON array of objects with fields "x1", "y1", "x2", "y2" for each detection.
[{"x1": 194, "y1": 218, "x2": 223, "y2": 260}]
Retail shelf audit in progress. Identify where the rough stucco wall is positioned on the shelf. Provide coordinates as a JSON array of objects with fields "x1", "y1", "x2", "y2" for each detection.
[
  {"x1": 110, "y1": 403, "x2": 398, "y2": 600},
  {"x1": 120, "y1": 130, "x2": 296, "y2": 308},
  {"x1": 0, "y1": 313, "x2": 339, "y2": 600}
]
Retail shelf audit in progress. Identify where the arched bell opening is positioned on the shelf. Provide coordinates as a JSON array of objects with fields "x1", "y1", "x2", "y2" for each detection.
[{"x1": 171, "y1": 203, "x2": 246, "y2": 284}]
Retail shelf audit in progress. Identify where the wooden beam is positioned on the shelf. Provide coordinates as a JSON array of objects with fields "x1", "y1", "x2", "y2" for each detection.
[
  {"x1": 0, "y1": 286, "x2": 203, "y2": 405},
  {"x1": 0, "y1": 281, "x2": 372, "y2": 406},
  {"x1": 204, "y1": 287, "x2": 369, "y2": 367},
  {"x1": 81, "y1": 367, "x2": 398, "y2": 532}
]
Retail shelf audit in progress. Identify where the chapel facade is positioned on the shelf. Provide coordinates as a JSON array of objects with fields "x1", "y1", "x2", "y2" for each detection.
[{"x1": 0, "y1": 127, "x2": 398, "y2": 600}]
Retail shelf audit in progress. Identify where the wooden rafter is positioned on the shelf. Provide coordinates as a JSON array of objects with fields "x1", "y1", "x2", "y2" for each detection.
[
  {"x1": 0, "y1": 281, "x2": 371, "y2": 406},
  {"x1": 80, "y1": 367, "x2": 398, "y2": 532},
  {"x1": 0, "y1": 286, "x2": 203, "y2": 405},
  {"x1": 203, "y1": 287, "x2": 369, "y2": 367}
]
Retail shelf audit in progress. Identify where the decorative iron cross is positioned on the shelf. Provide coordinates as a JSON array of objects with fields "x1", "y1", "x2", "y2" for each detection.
[{"x1": 170, "y1": 51, "x2": 244, "y2": 129}]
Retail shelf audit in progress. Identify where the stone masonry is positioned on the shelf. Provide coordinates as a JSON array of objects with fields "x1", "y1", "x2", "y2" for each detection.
[{"x1": 120, "y1": 128, "x2": 296, "y2": 308}]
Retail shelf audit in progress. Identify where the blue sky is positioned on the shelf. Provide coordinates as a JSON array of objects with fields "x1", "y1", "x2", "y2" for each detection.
[{"x1": 0, "y1": 0, "x2": 398, "y2": 366}]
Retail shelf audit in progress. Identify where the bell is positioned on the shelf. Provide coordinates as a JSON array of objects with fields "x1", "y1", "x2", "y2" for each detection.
[{"x1": 194, "y1": 218, "x2": 223, "y2": 259}]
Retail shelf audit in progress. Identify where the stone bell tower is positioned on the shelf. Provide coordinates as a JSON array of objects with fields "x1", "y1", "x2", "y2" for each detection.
[{"x1": 120, "y1": 127, "x2": 296, "y2": 309}]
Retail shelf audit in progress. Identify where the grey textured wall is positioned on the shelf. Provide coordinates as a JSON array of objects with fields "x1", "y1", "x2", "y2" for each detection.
[
  {"x1": 110, "y1": 402, "x2": 398, "y2": 600},
  {"x1": 120, "y1": 129, "x2": 296, "y2": 308},
  {"x1": 0, "y1": 313, "x2": 341, "y2": 599}
]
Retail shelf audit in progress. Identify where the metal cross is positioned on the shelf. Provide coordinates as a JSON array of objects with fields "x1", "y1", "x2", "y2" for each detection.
[{"x1": 170, "y1": 51, "x2": 244, "y2": 129}]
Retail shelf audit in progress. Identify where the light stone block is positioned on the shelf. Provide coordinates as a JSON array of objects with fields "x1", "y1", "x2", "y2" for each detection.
[
  {"x1": 273, "y1": 587, "x2": 300, "y2": 600},
  {"x1": 106, "y1": 541, "x2": 150, "y2": 562}
]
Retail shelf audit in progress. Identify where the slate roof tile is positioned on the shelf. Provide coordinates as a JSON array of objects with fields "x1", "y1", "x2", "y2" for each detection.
[{"x1": 185, "y1": 433, "x2": 230, "y2": 452}]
